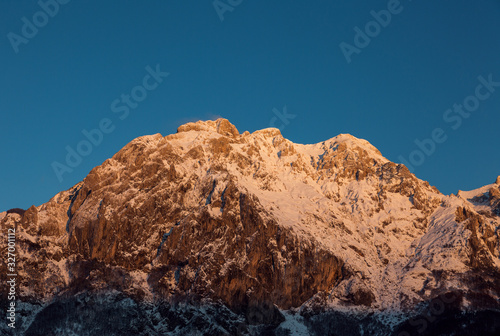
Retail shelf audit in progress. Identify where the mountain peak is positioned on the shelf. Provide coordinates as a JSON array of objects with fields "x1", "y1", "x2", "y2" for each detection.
[
  {"x1": 2, "y1": 118, "x2": 499, "y2": 335},
  {"x1": 251, "y1": 127, "x2": 282, "y2": 138},
  {"x1": 325, "y1": 133, "x2": 384, "y2": 159},
  {"x1": 176, "y1": 118, "x2": 239, "y2": 137}
]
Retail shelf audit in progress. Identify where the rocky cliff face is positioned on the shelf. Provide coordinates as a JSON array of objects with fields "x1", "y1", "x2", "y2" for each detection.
[{"x1": 1, "y1": 119, "x2": 499, "y2": 335}]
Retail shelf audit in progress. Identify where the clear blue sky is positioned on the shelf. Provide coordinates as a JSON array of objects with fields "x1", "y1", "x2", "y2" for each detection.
[{"x1": 1, "y1": 0, "x2": 499, "y2": 211}]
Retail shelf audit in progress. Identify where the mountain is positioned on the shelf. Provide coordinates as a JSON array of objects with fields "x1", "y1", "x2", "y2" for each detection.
[{"x1": 1, "y1": 118, "x2": 499, "y2": 335}]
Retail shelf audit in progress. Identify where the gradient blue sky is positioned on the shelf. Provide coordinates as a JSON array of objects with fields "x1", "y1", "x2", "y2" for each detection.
[{"x1": 1, "y1": 0, "x2": 499, "y2": 211}]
